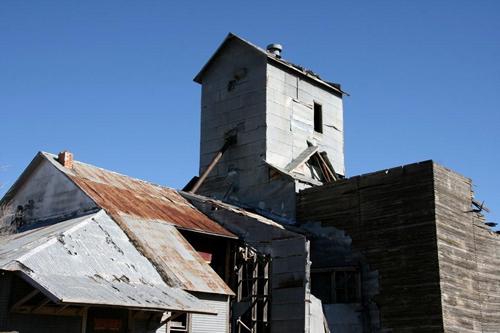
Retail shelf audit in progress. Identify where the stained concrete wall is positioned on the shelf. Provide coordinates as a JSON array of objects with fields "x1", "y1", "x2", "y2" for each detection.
[
  {"x1": 1, "y1": 159, "x2": 97, "y2": 230},
  {"x1": 265, "y1": 62, "x2": 344, "y2": 176},
  {"x1": 198, "y1": 38, "x2": 268, "y2": 207},
  {"x1": 197, "y1": 39, "x2": 344, "y2": 219}
]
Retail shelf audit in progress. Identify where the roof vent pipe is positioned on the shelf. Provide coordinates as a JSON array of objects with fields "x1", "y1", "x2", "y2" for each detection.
[{"x1": 266, "y1": 43, "x2": 282, "y2": 58}]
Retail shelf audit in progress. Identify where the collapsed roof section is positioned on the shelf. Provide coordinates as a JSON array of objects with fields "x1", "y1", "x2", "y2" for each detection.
[
  {"x1": 265, "y1": 144, "x2": 339, "y2": 187},
  {"x1": 0, "y1": 210, "x2": 214, "y2": 314}
]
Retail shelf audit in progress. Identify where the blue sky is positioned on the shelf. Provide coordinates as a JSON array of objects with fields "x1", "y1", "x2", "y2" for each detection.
[{"x1": 1, "y1": 1, "x2": 499, "y2": 226}]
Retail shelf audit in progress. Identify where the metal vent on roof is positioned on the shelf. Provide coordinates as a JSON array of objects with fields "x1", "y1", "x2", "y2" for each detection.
[{"x1": 266, "y1": 43, "x2": 282, "y2": 58}]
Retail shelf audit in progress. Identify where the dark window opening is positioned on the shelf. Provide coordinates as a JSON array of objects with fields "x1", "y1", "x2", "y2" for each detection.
[
  {"x1": 311, "y1": 268, "x2": 360, "y2": 304},
  {"x1": 314, "y1": 102, "x2": 323, "y2": 133},
  {"x1": 169, "y1": 313, "x2": 190, "y2": 332}
]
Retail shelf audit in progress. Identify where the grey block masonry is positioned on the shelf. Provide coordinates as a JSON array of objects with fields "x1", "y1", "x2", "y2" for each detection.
[{"x1": 197, "y1": 37, "x2": 344, "y2": 218}]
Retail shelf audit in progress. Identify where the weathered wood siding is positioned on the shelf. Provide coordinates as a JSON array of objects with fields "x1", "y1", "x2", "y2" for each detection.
[
  {"x1": 434, "y1": 164, "x2": 500, "y2": 333},
  {"x1": 297, "y1": 161, "x2": 444, "y2": 332},
  {"x1": 297, "y1": 161, "x2": 500, "y2": 333}
]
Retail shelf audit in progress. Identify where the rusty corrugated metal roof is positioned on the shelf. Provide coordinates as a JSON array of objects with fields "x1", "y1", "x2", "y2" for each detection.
[
  {"x1": 119, "y1": 214, "x2": 234, "y2": 295},
  {"x1": 0, "y1": 211, "x2": 215, "y2": 314},
  {"x1": 42, "y1": 152, "x2": 235, "y2": 239}
]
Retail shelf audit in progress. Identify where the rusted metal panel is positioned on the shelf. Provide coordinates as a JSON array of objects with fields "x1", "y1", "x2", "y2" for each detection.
[
  {"x1": 41, "y1": 152, "x2": 235, "y2": 239},
  {"x1": 118, "y1": 214, "x2": 234, "y2": 295},
  {"x1": 0, "y1": 211, "x2": 214, "y2": 314}
]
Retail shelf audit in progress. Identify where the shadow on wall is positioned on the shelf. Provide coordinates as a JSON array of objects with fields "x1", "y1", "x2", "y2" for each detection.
[{"x1": 300, "y1": 221, "x2": 380, "y2": 333}]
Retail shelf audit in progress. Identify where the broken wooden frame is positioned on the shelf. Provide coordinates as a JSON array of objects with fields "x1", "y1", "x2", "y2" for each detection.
[{"x1": 232, "y1": 245, "x2": 271, "y2": 333}]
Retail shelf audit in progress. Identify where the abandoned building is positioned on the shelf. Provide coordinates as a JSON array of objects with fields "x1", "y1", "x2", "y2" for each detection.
[{"x1": 1, "y1": 33, "x2": 499, "y2": 333}]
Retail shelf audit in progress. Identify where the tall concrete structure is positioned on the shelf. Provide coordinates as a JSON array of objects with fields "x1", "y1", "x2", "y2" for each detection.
[{"x1": 194, "y1": 33, "x2": 346, "y2": 218}]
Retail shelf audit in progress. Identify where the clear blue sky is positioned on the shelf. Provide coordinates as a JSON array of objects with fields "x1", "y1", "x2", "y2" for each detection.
[{"x1": 1, "y1": 1, "x2": 499, "y2": 226}]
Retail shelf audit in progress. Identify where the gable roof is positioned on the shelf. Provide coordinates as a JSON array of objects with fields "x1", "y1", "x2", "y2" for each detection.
[
  {"x1": 40, "y1": 152, "x2": 236, "y2": 239},
  {"x1": 194, "y1": 33, "x2": 348, "y2": 96},
  {"x1": 0, "y1": 211, "x2": 214, "y2": 313},
  {"x1": 1, "y1": 152, "x2": 234, "y2": 296}
]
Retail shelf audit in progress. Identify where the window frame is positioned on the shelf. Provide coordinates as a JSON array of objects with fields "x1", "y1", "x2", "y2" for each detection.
[
  {"x1": 313, "y1": 102, "x2": 323, "y2": 134},
  {"x1": 311, "y1": 266, "x2": 361, "y2": 304}
]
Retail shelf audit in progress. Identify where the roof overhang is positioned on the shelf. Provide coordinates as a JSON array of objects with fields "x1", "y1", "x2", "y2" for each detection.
[{"x1": 0, "y1": 211, "x2": 217, "y2": 314}]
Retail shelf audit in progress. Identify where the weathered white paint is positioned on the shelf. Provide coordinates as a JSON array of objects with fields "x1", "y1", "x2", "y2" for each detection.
[
  {"x1": 309, "y1": 295, "x2": 327, "y2": 333},
  {"x1": 4, "y1": 158, "x2": 96, "y2": 228},
  {"x1": 196, "y1": 36, "x2": 344, "y2": 218},
  {"x1": 266, "y1": 63, "x2": 344, "y2": 176},
  {"x1": 190, "y1": 293, "x2": 230, "y2": 333}
]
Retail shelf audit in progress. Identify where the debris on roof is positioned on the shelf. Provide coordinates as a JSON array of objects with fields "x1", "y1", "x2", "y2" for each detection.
[
  {"x1": 0, "y1": 210, "x2": 214, "y2": 314},
  {"x1": 265, "y1": 160, "x2": 323, "y2": 186},
  {"x1": 194, "y1": 33, "x2": 348, "y2": 96}
]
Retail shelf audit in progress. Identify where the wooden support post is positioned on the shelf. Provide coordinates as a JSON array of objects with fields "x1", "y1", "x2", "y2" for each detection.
[
  {"x1": 262, "y1": 257, "x2": 269, "y2": 325},
  {"x1": 251, "y1": 257, "x2": 258, "y2": 333},
  {"x1": 81, "y1": 307, "x2": 88, "y2": 333}
]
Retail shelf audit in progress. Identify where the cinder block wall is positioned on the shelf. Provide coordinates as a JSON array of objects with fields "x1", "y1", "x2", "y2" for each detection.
[
  {"x1": 198, "y1": 39, "x2": 269, "y2": 208},
  {"x1": 197, "y1": 38, "x2": 345, "y2": 218},
  {"x1": 265, "y1": 62, "x2": 344, "y2": 176}
]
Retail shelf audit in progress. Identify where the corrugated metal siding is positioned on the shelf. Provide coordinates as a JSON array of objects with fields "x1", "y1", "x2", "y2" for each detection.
[{"x1": 190, "y1": 294, "x2": 229, "y2": 333}]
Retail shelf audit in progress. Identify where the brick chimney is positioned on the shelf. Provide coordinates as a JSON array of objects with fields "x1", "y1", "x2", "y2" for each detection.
[{"x1": 57, "y1": 151, "x2": 74, "y2": 169}]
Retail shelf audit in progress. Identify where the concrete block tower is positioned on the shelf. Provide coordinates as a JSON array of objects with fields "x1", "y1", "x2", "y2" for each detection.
[{"x1": 193, "y1": 33, "x2": 346, "y2": 218}]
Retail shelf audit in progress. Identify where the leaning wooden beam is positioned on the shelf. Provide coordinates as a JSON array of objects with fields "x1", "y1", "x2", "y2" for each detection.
[
  {"x1": 55, "y1": 304, "x2": 69, "y2": 314},
  {"x1": 11, "y1": 289, "x2": 39, "y2": 310},
  {"x1": 159, "y1": 311, "x2": 183, "y2": 326},
  {"x1": 189, "y1": 133, "x2": 237, "y2": 193},
  {"x1": 312, "y1": 154, "x2": 330, "y2": 182},
  {"x1": 31, "y1": 298, "x2": 50, "y2": 313},
  {"x1": 316, "y1": 152, "x2": 337, "y2": 181}
]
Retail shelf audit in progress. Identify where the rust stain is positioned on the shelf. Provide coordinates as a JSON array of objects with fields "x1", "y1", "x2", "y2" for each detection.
[{"x1": 65, "y1": 162, "x2": 235, "y2": 238}]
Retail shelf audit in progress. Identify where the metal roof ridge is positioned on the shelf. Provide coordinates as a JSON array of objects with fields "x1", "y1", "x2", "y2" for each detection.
[
  {"x1": 41, "y1": 151, "x2": 173, "y2": 191},
  {"x1": 193, "y1": 32, "x2": 347, "y2": 95}
]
